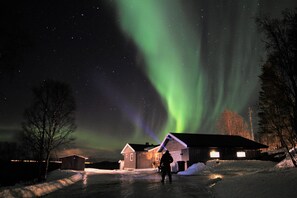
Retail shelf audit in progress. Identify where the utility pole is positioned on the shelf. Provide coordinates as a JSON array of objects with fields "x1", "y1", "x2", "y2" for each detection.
[{"x1": 248, "y1": 107, "x2": 254, "y2": 140}]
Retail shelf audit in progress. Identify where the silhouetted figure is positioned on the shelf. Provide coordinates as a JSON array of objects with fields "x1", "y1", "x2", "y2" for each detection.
[{"x1": 160, "y1": 150, "x2": 173, "y2": 183}]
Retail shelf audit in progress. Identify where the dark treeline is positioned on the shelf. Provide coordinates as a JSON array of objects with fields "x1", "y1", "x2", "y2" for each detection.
[
  {"x1": 257, "y1": 8, "x2": 297, "y2": 166},
  {"x1": 0, "y1": 161, "x2": 60, "y2": 187}
]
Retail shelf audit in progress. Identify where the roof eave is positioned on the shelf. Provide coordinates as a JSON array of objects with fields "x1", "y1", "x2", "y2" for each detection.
[
  {"x1": 120, "y1": 143, "x2": 135, "y2": 154},
  {"x1": 158, "y1": 133, "x2": 188, "y2": 152}
]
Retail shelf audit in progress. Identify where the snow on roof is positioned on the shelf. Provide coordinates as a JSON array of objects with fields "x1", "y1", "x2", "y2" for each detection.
[
  {"x1": 164, "y1": 132, "x2": 268, "y2": 149},
  {"x1": 121, "y1": 143, "x2": 159, "y2": 154},
  {"x1": 148, "y1": 145, "x2": 160, "y2": 152}
]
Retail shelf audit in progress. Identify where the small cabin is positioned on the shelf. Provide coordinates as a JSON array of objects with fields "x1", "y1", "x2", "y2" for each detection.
[
  {"x1": 159, "y1": 132, "x2": 268, "y2": 171},
  {"x1": 120, "y1": 143, "x2": 161, "y2": 170},
  {"x1": 60, "y1": 155, "x2": 87, "y2": 171}
]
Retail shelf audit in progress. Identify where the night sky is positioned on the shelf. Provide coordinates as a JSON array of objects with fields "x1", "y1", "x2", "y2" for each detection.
[{"x1": 1, "y1": 0, "x2": 296, "y2": 161}]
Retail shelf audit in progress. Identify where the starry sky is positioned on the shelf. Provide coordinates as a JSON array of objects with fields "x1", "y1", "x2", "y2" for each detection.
[{"x1": 1, "y1": 0, "x2": 296, "y2": 161}]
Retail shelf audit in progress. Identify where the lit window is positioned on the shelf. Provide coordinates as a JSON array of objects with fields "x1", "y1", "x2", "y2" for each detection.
[
  {"x1": 155, "y1": 154, "x2": 160, "y2": 161},
  {"x1": 210, "y1": 151, "x2": 220, "y2": 158},
  {"x1": 236, "y1": 151, "x2": 246, "y2": 158},
  {"x1": 130, "y1": 153, "x2": 133, "y2": 161}
]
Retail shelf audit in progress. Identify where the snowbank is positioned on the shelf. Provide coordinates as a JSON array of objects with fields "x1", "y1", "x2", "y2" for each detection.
[
  {"x1": 84, "y1": 168, "x2": 157, "y2": 175},
  {"x1": 177, "y1": 162, "x2": 207, "y2": 175},
  {"x1": 276, "y1": 157, "x2": 296, "y2": 168},
  {"x1": 84, "y1": 168, "x2": 119, "y2": 175},
  {"x1": 47, "y1": 169, "x2": 79, "y2": 181},
  {"x1": 176, "y1": 160, "x2": 274, "y2": 176},
  {"x1": 276, "y1": 148, "x2": 297, "y2": 168},
  {"x1": 0, "y1": 171, "x2": 82, "y2": 197}
]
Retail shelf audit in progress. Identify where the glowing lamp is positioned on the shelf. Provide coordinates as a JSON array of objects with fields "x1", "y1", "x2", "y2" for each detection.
[
  {"x1": 236, "y1": 151, "x2": 246, "y2": 158},
  {"x1": 210, "y1": 151, "x2": 220, "y2": 158}
]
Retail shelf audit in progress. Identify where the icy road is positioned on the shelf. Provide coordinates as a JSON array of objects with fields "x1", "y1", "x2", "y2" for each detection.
[
  {"x1": 44, "y1": 169, "x2": 213, "y2": 198},
  {"x1": 42, "y1": 160, "x2": 281, "y2": 198},
  {"x1": 3, "y1": 160, "x2": 293, "y2": 197}
]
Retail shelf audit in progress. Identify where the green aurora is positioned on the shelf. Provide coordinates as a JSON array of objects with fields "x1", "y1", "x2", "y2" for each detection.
[{"x1": 114, "y1": 0, "x2": 261, "y2": 138}]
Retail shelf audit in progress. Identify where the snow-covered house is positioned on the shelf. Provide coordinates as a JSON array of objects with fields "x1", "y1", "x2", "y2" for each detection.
[
  {"x1": 60, "y1": 155, "x2": 87, "y2": 171},
  {"x1": 120, "y1": 143, "x2": 161, "y2": 170},
  {"x1": 158, "y1": 133, "x2": 268, "y2": 171}
]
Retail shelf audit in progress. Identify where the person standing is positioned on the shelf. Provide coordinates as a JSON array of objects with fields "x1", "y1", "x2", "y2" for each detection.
[{"x1": 160, "y1": 150, "x2": 173, "y2": 183}]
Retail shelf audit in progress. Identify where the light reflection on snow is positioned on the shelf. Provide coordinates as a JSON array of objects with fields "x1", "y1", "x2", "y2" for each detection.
[
  {"x1": 208, "y1": 174, "x2": 223, "y2": 188},
  {"x1": 209, "y1": 174, "x2": 223, "y2": 180},
  {"x1": 82, "y1": 173, "x2": 87, "y2": 189}
]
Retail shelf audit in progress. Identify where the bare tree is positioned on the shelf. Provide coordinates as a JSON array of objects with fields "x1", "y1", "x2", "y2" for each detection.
[
  {"x1": 257, "y1": 8, "x2": 297, "y2": 138},
  {"x1": 21, "y1": 79, "x2": 76, "y2": 181},
  {"x1": 216, "y1": 109, "x2": 252, "y2": 140},
  {"x1": 257, "y1": 8, "x2": 297, "y2": 166}
]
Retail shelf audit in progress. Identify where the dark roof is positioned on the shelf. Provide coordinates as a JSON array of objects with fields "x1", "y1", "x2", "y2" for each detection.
[
  {"x1": 169, "y1": 133, "x2": 268, "y2": 149},
  {"x1": 129, "y1": 143, "x2": 158, "y2": 152}
]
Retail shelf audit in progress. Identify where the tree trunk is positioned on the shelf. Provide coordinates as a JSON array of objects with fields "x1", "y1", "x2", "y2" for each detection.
[
  {"x1": 44, "y1": 151, "x2": 51, "y2": 181},
  {"x1": 37, "y1": 158, "x2": 44, "y2": 182},
  {"x1": 279, "y1": 132, "x2": 297, "y2": 167},
  {"x1": 37, "y1": 137, "x2": 45, "y2": 182}
]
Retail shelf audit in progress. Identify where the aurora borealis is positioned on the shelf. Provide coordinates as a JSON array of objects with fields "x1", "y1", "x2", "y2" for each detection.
[
  {"x1": 1, "y1": 0, "x2": 297, "y2": 161},
  {"x1": 115, "y1": 0, "x2": 261, "y2": 137},
  {"x1": 115, "y1": 0, "x2": 204, "y2": 137}
]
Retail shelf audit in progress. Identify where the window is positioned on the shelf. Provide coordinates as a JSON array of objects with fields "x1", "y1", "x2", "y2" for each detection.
[
  {"x1": 236, "y1": 151, "x2": 246, "y2": 158},
  {"x1": 210, "y1": 151, "x2": 220, "y2": 158},
  {"x1": 130, "y1": 153, "x2": 133, "y2": 161},
  {"x1": 155, "y1": 153, "x2": 160, "y2": 161}
]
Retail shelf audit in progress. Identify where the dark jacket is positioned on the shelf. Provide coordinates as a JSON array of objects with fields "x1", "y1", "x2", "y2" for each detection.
[{"x1": 160, "y1": 151, "x2": 173, "y2": 168}]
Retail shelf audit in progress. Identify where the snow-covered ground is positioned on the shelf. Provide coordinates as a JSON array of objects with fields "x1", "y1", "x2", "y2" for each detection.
[
  {"x1": 213, "y1": 165, "x2": 297, "y2": 198},
  {"x1": 0, "y1": 170, "x2": 82, "y2": 197},
  {"x1": 212, "y1": 157, "x2": 297, "y2": 198},
  {"x1": 1, "y1": 157, "x2": 297, "y2": 197}
]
